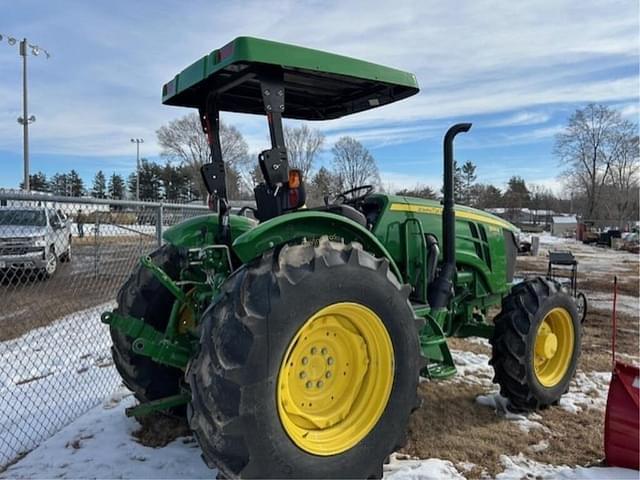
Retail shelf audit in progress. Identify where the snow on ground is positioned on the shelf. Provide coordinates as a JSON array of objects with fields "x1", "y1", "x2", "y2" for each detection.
[
  {"x1": 0, "y1": 390, "x2": 213, "y2": 479},
  {"x1": 7, "y1": 395, "x2": 634, "y2": 480},
  {"x1": 70, "y1": 222, "x2": 157, "y2": 238},
  {"x1": 589, "y1": 292, "x2": 639, "y2": 318},
  {"x1": 496, "y1": 453, "x2": 638, "y2": 480},
  {"x1": 450, "y1": 349, "x2": 614, "y2": 416},
  {"x1": 0, "y1": 303, "x2": 120, "y2": 466},
  {"x1": 537, "y1": 233, "x2": 639, "y2": 273},
  {"x1": 1, "y1": 332, "x2": 634, "y2": 478},
  {"x1": 385, "y1": 452, "x2": 637, "y2": 479}
]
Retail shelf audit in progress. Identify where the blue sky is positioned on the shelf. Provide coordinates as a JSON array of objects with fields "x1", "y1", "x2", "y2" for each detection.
[{"x1": 1, "y1": 0, "x2": 638, "y2": 195}]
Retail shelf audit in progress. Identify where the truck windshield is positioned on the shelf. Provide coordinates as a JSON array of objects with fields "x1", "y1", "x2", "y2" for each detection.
[{"x1": 0, "y1": 210, "x2": 47, "y2": 226}]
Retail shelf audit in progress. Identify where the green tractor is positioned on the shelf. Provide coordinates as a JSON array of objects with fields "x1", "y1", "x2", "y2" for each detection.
[{"x1": 103, "y1": 37, "x2": 581, "y2": 478}]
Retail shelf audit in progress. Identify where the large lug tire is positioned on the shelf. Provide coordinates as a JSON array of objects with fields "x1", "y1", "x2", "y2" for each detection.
[
  {"x1": 187, "y1": 238, "x2": 423, "y2": 479},
  {"x1": 111, "y1": 245, "x2": 186, "y2": 415},
  {"x1": 490, "y1": 277, "x2": 581, "y2": 411}
]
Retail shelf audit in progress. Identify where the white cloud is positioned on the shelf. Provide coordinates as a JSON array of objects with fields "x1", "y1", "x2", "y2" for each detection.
[
  {"x1": 379, "y1": 170, "x2": 443, "y2": 194},
  {"x1": 0, "y1": 0, "x2": 637, "y2": 162}
]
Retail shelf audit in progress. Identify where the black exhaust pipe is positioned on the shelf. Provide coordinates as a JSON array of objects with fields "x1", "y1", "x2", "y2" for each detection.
[{"x1": 428, "y1": 123, "x2": 472, "y2": 309}]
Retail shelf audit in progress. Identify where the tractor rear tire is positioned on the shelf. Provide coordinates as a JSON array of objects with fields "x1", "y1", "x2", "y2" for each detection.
[
  {"x1": 490, "y1": 277, "x2": 581, "y2": 411},
  {"x1": 187, "y1": 238, "x2": 423, "y2": 478},
  {"x1": 111, "y1": 245, "x2": 186, "y2": 416}
]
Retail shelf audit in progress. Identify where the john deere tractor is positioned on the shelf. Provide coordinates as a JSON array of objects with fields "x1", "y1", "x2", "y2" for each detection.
[{"x1": 103, "y1": 37, "x2": 581, "y2": 478}]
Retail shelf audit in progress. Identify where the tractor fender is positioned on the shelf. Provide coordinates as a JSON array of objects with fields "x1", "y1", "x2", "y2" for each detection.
[
  {"x1": 231, "y1": 210, "x2": 403, "y2": 281},
  {"x1": 163, "y1": 213, "x2": 256, "y2": 249}
]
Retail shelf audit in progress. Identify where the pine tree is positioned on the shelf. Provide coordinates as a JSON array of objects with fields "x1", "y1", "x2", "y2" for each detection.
[
  {"x1": 19, "y1": 171, "x2": 49, "y2": 192},
  {"x1": 92, "y1": 170, "x2": 107, "y2": 198},
  {"x1": 108, "y1": 173, "x2": 125, "y2": 200},
  {"x1": 67, "y1": 170, "x2": 85, "y2": 197},
  {"x1": 461, "y1": 161, "x2": 477, "y2": 205},
  {"x1": 49, "y1": 173, "x2": 69, "y2": 196}
]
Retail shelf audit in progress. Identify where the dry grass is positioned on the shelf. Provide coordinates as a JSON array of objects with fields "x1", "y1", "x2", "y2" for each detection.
[
  {"x1": 132, "y1": 413, "x2": 191, "y2": 448},
  {"x1": 403, "y1": 381, "x2": 606, "y2": 478}
]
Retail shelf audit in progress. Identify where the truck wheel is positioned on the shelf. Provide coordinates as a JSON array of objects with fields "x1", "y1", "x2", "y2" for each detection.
[
  {"x1": 490, "y1": 277, "x2": 581, "y2": 411},
  {"x1": 60, "y1": 236, "x2": 72, "y2": 263},
  {"x1": 111, "y1": 245, "x2": 186, "y2": 415},
  {"x1": 188, "y1": 238, "x2": 423, "y2": 478},
  {"x1": 43, "y1": 246, "x2": 58, "y2": 278}
]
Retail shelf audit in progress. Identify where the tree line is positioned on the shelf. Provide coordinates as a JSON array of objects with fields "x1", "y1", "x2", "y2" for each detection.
[{"x1": 19, "y1": 104, "x2": 638, "y2": 224}]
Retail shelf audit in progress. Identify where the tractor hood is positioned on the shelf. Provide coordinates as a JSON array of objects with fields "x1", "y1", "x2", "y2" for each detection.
[{"x1": 385, "y1": 196, "x2": 519, "y2": 233}]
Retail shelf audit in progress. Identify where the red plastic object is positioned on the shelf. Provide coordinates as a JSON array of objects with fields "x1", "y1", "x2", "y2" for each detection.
[
  {"x1": 605, "y1": 361, "x2": 640, "y2": 470},
  {"x1": 604, "y1": 276, "x2": 639, "y2": 470}
]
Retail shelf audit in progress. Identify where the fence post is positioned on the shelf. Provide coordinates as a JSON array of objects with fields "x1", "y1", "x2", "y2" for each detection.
[
  {"x1": 94, "y1": 216, "x2": 100, "y2": 276},
  {"x1": 156, "y1": 203, "x2": 164, "y2": 247}
]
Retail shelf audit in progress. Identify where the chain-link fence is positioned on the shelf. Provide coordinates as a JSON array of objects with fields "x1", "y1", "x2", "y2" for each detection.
[{"x1": 0, "y1": 190, "x2": 213, "y2": 468}]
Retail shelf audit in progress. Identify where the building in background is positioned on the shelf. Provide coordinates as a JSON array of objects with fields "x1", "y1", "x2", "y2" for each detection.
[{"x1": 551, "y1": 215, "x2": 578, "y2": 237}]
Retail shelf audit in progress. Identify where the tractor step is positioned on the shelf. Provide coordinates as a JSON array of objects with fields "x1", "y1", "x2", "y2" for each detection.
[{"x1": 423, "y1": 362, "x2": 457, "y2": 379}]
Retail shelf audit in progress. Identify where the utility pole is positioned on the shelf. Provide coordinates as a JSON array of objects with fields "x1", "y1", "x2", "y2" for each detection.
[
  {"x1": 1, "y1": 33, "x2": 50, "y2": 192},
  {"x1": 131, "y1": 138, "x2": 144, "y2": 200},
  {"x1": 20, "y1": 40, "x2": 29, "y2": 191}
]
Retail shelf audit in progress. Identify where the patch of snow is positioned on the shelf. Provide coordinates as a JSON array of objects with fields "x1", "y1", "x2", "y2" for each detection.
[
  {"x1": 0, "y1": 302, "x2": 120, "y2": 467},
  {"x1": 475, "y1": 392, "x2": 548, "y2": 433},
  {"x1": 450, "y1": 349, "x2": 493, "y2": 385},
  {"x1": 385, "y1": 457, "x2": 465, "y2": 479},
  {"x1": 465, "y1": 337, "x2": 491, "y2": 348},
  {"x1": 588, "y1": 292, "x2": 639, "y2": 318},
  {"x1": 558, "y1": 371, "x2": 611, "y2": 413},
  {"x1": 457, "y1": 461, "x2": 476, "y2": 472},
  {"x1": 70, "y1": 222, "x2": 158, "y2": 238},
  {"x1": 0, "y1": 391, "x2": 213, "y2": 479},
  {"x1": 497, "y1": 453, "x2": 638, "y2": 479},
  {"x1": 528, "y1": 439, "x2": 550, "y2": 453}
]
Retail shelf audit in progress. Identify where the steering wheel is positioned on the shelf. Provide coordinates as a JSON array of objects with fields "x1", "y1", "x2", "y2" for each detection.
[{"x1": 336, "y1": 185, "x2": 374, "y2": 206}]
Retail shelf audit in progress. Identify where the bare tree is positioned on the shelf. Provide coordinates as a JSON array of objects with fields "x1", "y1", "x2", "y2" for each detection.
[
  {"x1": 156, "y1": 113, "x2": 251, "y2": 199},
  {"x1": 554, "y1": 104, "x2": 635, "y2": 218},
  {"x1": 606, "y1": 133, "x2": 639, "y2": 223},
  {"x1": 284, "y1": 124, "x2": 325, "y2": 179},
  {"x1": 331, "y1": 137, "x2": 380, "y2": 191}
]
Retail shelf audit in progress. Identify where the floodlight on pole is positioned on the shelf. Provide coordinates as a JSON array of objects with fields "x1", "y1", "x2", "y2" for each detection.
[
  {"x1": 131, "y1": 138, "x2": 144, "y2": 200},
  {"x1": 1, "y1": 33, "x2": 50, "y2": 191}
]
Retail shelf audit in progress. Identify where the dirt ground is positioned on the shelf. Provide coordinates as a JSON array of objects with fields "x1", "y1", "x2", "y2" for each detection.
[
  {"x1": 1, "y1": 237, "x2": 155, "y2": 341},
  {"x1": 401, "y1": 237, "x2": 639, "y2": 477}
]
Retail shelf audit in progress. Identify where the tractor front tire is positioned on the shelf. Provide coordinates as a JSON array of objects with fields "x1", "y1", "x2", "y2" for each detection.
[
  {"x1": 187, "y1": 238, "x2": 423, "y2": 478},
  {"x1": 490, "y1": 277, "x2": 581, "y2": 411},
  {"x1": 111, "y1": 245, "x2": 186, "y2": 416}
]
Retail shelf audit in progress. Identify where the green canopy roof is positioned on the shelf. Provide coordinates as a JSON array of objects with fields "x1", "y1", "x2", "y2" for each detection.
[{"x1": 162, "y1": 37, "x2": 419, "y2": 120}]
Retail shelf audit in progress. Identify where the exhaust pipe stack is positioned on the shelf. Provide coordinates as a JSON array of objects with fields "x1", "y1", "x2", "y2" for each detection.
[{"x1": 428, "y1": 123, "x2": 472, "y2": 310}]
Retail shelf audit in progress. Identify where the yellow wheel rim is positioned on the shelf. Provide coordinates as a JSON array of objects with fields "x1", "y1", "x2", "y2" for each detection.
[
  {"x1": 277, "y1": 302, "x2": 394, "y2": 456},
  {"x1": 533, "y1": 307, "x2": 575, "y2": 387}
]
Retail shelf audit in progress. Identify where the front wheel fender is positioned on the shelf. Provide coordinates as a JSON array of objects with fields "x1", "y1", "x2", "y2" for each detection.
[{"x1": 231, "y1": 211, "x2": 403, "y2": 281}]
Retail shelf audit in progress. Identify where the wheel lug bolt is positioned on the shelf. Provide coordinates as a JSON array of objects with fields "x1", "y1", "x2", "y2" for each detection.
[
  {"x1": 327, "y1": 357, "x2": 334, "y2": 365},
  {"x1": 302, "y1": 357, "x2": 309, "y2": 365},
  {"x1": 317, "y1": 381, "x2": 323, "y2": 388},
  {"x1": 299, "y1": 371, "x2": 306, "y2": 379},
  {"x1": 306, "y1": 381, "x2": 313, "y2": 389},
  {"x1": 325, "y1": 371, "x2": 331, "y2": 379},
  {"x1": 321, "y1": 348, "x2": 328, "y2": 355},
  {"x1": 311, "y1": 347, "x2": 317, "y2": 355}
]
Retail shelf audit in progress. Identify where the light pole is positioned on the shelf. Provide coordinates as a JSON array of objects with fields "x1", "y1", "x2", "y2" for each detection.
[
  {"x1": 0, "y1": 34, "x2": 50, "y2": 191},
  {"x1": 131, "y1": 138, "x2": 144, "y2": 200}
]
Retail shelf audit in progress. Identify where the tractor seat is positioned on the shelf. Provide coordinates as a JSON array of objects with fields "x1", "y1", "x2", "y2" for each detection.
[{"x1": 310, "y1": 204, "x2": 367, "y2": 228}]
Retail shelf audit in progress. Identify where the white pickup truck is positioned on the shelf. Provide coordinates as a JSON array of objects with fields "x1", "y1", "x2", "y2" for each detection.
[{"x1": 0, "y1": 206, "x2": 72, "y2": 279}]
